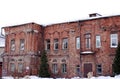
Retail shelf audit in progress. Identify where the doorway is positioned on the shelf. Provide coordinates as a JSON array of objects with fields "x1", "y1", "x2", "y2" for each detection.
[
  {"x1": 0, "y1": 62, "x2": 2, "y2": 77},
  {"x1": 84, "y1": 63, "x2": 92, "y2": 77}
]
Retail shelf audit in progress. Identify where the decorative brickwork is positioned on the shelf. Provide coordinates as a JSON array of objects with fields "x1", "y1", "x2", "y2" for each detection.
[{"x1": 2, "y1": 15, "x2": 120, "y2": 77}]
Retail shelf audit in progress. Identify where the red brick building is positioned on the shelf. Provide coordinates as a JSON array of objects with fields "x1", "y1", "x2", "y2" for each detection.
[
  {"x1": 2, "y1": 15, "x2": 120, "y2": 77},
  {"x1": 2, "y1": 23, "x2": 44, "y2": 77}
]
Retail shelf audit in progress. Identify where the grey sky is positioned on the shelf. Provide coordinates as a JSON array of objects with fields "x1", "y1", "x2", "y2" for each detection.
[
  {"x1": 0, "y1": 0, "x2": 120, "y2": 27},
  {"x1": 0, "y1": 0, "x2": 120, "y2": 46}
]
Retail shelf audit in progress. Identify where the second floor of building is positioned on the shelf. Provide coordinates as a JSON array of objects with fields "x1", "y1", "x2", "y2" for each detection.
[{"x1": 2, "y1": 15, "x2": 120, "y2": 55}]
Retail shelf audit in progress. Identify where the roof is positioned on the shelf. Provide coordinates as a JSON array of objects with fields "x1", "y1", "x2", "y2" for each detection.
[
  {"x1": 79, "y1": 14, "x2": 120, "y2": 21},
  {"x1": 2, "y1": 14, "x2": 120, "y2": 28},
  {"x1": 2, "y1": 22, "x2": 42, "y2": 29},
  {"x1": 47, "y1": 14, "x2": 120, "y2": 26}
]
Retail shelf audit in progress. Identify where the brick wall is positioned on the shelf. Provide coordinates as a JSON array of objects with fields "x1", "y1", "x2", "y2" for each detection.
[
  {"x1": 2, "y1": 15, "x2": 120, "y2": 77},
  {"x1": 3, "y1": 23, "x2": 44, "y2": 76}
]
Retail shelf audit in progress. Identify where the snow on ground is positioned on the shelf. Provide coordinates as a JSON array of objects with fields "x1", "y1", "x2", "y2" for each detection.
[{"x1": 2, "y1": 75, "x2": 120, "y2": 79}]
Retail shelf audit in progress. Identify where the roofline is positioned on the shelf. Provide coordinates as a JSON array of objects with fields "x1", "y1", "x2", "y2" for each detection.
[
  {"x1": 2, "y1": 22, "x2": 43, "y2": 28},
  {"x1": 78, "y1": 14, "x2": 120, "y2": 22},
  {"x1": 1, "y1": 14, "x2": 120, "y2": 28},
  {"x1": 47, "y1": 14, "x2": 120, "y2": 26}
]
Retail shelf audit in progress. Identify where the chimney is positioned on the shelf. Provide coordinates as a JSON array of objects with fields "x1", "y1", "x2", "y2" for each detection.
[{"x1": 89, "y1": 13, "x2": 102, "y2": 17}]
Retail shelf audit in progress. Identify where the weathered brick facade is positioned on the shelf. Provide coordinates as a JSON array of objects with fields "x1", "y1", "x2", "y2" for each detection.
[
  {"x1": 2, "y1": 23, "x2": 44, "y2": 77},
  {"x1": 2, "y1": 15, "x2": 120, "y2": 77}
]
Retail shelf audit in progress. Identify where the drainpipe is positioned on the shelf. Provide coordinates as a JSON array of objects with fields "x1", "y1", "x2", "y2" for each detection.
[{"x1": 78, "y1": 21, "x2": 83, "y2": 77}]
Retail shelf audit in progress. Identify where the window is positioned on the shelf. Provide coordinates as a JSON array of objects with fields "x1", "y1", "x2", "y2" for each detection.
[
  {"x1": 96, "y1": 64, "x2": 102, "y2": 74},
  {"x1": 62, "y1": 38, "x2": 68, "y2": 49},
  {"x1": 85, "y1": 34, "x2": 91, "y2": 49},
  {"x1": 20, "y1": 39, "x2": 25, "y2": 51},
  {"x1": 61, "y1": 64, "x2": 67, "y2": 73},
  {"x1": 11, "y1": 39, "x2": 15, "y2": 51},
  {"x1": 46, "y1": 39, "x2": 50, "y2": 50},
  {"x1": 110, "y1": 34, "x2": 118, "y2": 48},
  {"x1": 76, "y1": 37, "x2": 80, "y2": 49},
  {"x1": 52, "y1": 64, "x2": 58, "y2": 74},
  {"x1": 10, "y1": 63, "x2": 15, "y2": 72},
  {"x1": 54, "y1": 39, "x2": 59, "y2": 50},
  {"x1": 96, "y1": 35, "x2": 101, "y2": 48},
  {"x1": 76, "y1": 65, "x2": 80, "y2": 74},
  {"x1": 18, "y1": 63, "x2": 23, "y2": 73}
]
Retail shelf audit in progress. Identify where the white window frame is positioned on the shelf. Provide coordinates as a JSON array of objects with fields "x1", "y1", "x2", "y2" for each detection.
[
  {"x1": 110, "y1": 34, "x2": 118, "y2": 48},
  {"x1": 20, "y1": 39, "x2": 25, "y2": 51},
  {"x1": 10, "y1": 63, "x2": 15, "y2": 72},
  {"x1": 76, "y1": 65, "x2": 80, "y2": 74},
  {"x1": 11, "y1": 39, "x2": 15, "y2": 51},
  {"x1": 52, "y1": 63, "x2": 58, "y2": 74},
  {"x1": 61, "y1": 63, "x2": 67, "y2": 73},
  {"x1": 96, "y1": 64, "x2": 102, "y2": 74},
  {"x1": 96, "y1": 35, "x2": 101, "y2": 48},
  {"x1": 45, "y1": 39, "x2": 50, "y2": 50},
  {"x1": 76, "y1": 37, "x2": 80, "y2": 49},
  {"x1": 54, "y1": 39, "x2": 59, "y2": 50},
  {"x1": 18, "y1": 63, "x2": 23, "y2": 73},
  {"x1": 62, "y1": 38, "x2": 68, "y2": 49},
  {"x1": 85, "y1": 34, "x2": 91, "y2": 49}
]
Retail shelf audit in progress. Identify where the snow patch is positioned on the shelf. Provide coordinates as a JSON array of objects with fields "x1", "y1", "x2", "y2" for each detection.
[{"x1": 2, "y1": 75, "x2": 120, "y2": 79}]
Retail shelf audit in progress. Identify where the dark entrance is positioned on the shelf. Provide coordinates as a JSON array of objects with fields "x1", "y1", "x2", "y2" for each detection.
[
  {"x1": 84, "y1": 63, "x2": 92, "y2": 77},
  {"x1": 0, "y1": 62, "x2": 2, "y2": 77}
]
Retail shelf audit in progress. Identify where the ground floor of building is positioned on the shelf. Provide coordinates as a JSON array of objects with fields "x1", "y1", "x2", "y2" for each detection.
[{"x1": 2, "y1": 53, "x2": 114, "y2": 78}]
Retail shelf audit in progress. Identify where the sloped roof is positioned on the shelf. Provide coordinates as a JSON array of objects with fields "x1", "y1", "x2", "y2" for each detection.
[{"x1": 47, "y1": 14, "x2": 120, "y2": 26}]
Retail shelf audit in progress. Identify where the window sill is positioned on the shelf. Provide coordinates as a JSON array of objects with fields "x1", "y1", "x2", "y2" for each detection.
[
  {"x1": 62, "y1": 49, "x2": 68, "y2": 50},
  {"x1": 97, "y1": 73, "x2": 102, "y2": 76},
  {"x1": 62, "y1": 72, "x2": 67, "y2": 74},
  {"x1": 62, "y1": 49, "x2": 68, "y2": 52},
  {"x1": 54, "y1": 50, "x2": 59, "y2": 53},
  {"x1": 81, "y1": 51, "x2": 94, "y2": 55},
  {"x1": 110, "y1": 46, "x2": 117, "y2": 48},
  {"x1": 45, "y1": 49, "x2": 50, "y2": 51},
  {"x1": 45, "y1": 50, "x2": 51, "y2": 53},
  {"x1": 54, "y1": 49, "x2": 59, "y2": 51},
  {"x1": 96, "y1": 47, "x2": 101, "y2": 48}
]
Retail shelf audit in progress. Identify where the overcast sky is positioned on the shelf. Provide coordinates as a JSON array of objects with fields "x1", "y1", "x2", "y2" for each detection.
[{"x1": 0, "y1": 0, "x2": 120, "y2": 28}]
